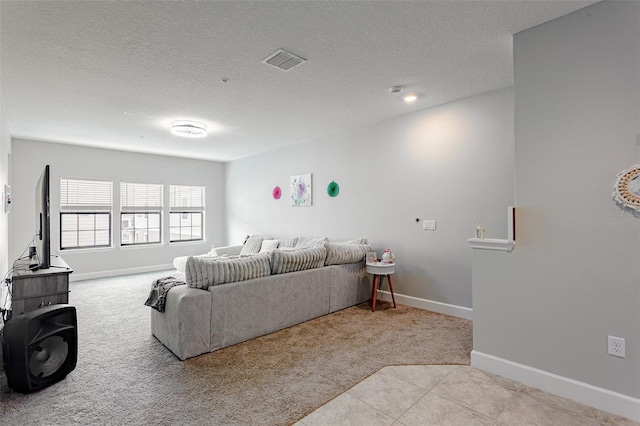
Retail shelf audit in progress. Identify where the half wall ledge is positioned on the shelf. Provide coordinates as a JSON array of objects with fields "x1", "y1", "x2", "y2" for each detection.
[{"x1": 467, "y1": 238, "x2": 515, "y2": 252}]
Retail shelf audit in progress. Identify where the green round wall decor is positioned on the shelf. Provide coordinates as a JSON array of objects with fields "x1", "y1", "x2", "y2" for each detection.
[{"x1": 327, "y1": 181, "x2": 340, "y2": 197}]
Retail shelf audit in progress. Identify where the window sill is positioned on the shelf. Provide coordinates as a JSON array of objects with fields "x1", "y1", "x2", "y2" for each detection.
[
  {"x1": 467, "y1": 238, "x2": 515, "y2": 252},
  {"x1": 169, "y1": 240, "x2": 207, "y2": 246},
  {"x1": 59, "y1": 246, "x2": 115, "y2": 254},
  {"x1": 120, "y1": 243, "x2": 166, "y2": 251}
]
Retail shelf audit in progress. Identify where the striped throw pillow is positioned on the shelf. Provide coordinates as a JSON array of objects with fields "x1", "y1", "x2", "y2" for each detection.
[
  {"x1": 185, "y1": 252, "x2": 272, "y2": 289},
  {"x1": 240, "y1": 235, "x2": 264, "y2": 256},
  {"x1": 324, "y1": 243, "x2": 371, "y2": 266},
  {"x1": 337, "y1": 237, "x2": 368, "y2": 245},
  {"x1": 271, "y1": 246, "x2": 327, "y2": 275}
]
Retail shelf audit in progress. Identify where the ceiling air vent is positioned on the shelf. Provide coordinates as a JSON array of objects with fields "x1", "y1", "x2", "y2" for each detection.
[{"x1": 262, "y1": 49, "x2": 306, "y2": 71}]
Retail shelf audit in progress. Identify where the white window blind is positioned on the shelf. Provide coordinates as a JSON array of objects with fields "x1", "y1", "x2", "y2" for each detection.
[
  {"x1": 170, "y1": 185, "x2": 204, "y2": 212},
  {"x1": 120, "y1": 182, "x2": 163, "y2": 211},
  {"x1": 60, "y1": 178, "x2": 113, "y2": 211}
]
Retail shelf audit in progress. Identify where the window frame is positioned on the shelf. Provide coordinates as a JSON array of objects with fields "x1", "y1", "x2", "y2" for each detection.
[
  {"x1": 120, "y1": 182, "x2": 163, "y2": 246},
  {"x1": 169, "y1": 210, "x2": 203, "y2": 243},
  {"x1": 169, "y1": 185, "x2": 205, "y2": 243},
  {"x1": 60, "y1": 211, "x2": 112, "y2": 250},
  {"x1": 59, "y1": 178, "x2": 113, "y2": 251}
]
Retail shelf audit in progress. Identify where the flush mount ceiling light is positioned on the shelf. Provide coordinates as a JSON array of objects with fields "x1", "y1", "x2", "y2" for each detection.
[
  {"x1": 403, "y1": 94, "x2": 418, "y2": 103},
  {"x1": 171, "y1": 121, "x2": 207, "y2": 138}
]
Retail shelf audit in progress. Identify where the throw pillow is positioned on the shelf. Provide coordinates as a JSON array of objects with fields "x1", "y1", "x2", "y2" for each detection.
[
  {"x1": 295, "y1": 236, "x2": 328, "y2": 249},
  {"x1": 325, "y1": 243, "x2": 372, "y2": 266},
  {"x1": 281, "y1": 236, "x2": 298, "y2": 248},
  {"x1": 271, "y1": 246, "x2": 327, "y2": 274},
  {"x1": 337, "y1": 237, "x2": 368, "y2": 245},
  {"x1": 240, "y1": 235, "x2": 264, "y2": 256},
  {"x1": 185, "y1": 252, "x2": 272, "y2": 289},
  {"x1": 259, "y1": 239, "x2": 280, "y2": 253}
]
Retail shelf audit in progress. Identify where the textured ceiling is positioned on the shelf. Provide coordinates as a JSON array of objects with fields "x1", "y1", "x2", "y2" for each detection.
[{"x1": 1, "y1": 1, "x2": 596, "y2": 162}]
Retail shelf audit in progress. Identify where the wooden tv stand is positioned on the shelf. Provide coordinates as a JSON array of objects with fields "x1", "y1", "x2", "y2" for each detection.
[{"x1": 11, "y1": 256, "x2": 73, "y2": 315}]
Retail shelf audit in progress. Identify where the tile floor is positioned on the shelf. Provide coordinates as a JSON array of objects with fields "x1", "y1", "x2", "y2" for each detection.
[{"x1": 295, "y1": 365, "x2": 639, "y2": 426}]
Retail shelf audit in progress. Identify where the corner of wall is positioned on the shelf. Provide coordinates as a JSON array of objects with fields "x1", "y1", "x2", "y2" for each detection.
[{"x1": 0, "y1": 99, "x2": 11, "y2": 276}]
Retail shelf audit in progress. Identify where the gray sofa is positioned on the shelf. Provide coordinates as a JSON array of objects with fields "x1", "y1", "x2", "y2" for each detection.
[{"x1": 151, "y1": 238, "x2": 372, "y2": 360}]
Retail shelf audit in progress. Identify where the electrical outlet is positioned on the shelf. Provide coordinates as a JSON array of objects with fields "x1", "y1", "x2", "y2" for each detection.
[
  {"x1": 423, "y1": 220, "x2": 436, "y2": 230},
  {"x1": 608, "y1": 336, "x2": 625, "y2": 358}
]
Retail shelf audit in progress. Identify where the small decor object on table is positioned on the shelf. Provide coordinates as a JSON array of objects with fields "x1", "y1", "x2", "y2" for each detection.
[
  {"x1": 366, "y1": 251, "x2": 377, "y2": 263},
  {"x1": 475, "y1": 224, "x2": 486, "y2": 239},
  {"x1": 381, "y1": 249, "x2": 395, "y2": 263}
]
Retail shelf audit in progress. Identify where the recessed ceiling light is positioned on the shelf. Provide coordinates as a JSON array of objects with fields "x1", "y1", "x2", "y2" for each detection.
[
  {"x1": 171, "y1": 121, "x2": 207, "y2": 138},
  {"x1": 403, "y1": 94, "x2": 418, "y2": 103}
]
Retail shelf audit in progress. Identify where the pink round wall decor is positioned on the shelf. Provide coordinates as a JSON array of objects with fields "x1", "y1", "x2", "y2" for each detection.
[{"x1": 272, "y1": 186, "x2": 282, "y2": 200}]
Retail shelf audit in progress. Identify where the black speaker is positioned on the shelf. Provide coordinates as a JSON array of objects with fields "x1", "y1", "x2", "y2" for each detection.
[{"x1": 2, "y1": 304, "x2": 77, "y2": 393}]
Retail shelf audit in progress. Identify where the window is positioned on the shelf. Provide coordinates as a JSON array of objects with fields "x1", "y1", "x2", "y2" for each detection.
[
  {"x1": 120, "y1": 182, "x2": 163, "y2": 245},
  {"x1": 60, "y1": 178, "x2": 113, "y2": 249},
  {"x1": 170, "y1": 185, "x2": 204, "y2": 242}
]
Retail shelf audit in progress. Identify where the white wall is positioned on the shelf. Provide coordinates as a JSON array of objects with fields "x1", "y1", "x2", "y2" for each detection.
[
  {"x1": 225, "y1": 87, "x2": 515, "y2": 309},
  {"x1": 0, "y1": 102, "x2": 9, "y2": 278},
  {"x1": 0, "y1": 0, "x2": 11, "y2": 365},
  {"x1": 472, "y1": 0, "x2": 640, "y2": 410},
  {"x1": 10, "y1": 139, "x2": 226, "y2": 280},
  {"x1": 0, "y1": 0, "x2": 10, "y2": 277}
]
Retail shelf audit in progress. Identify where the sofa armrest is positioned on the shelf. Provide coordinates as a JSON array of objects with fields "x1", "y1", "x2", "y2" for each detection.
[
  {"x1": 210, "y1": 245, "x2": 243, "y2": 256},
  {"x1": 150, "y1": 286, "x2": 211, "y2": 360}
]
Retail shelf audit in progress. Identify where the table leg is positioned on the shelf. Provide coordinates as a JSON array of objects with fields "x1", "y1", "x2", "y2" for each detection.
[
  {"x1": 371, "y1": 275, "x2": 378, "y2": 312},
  {"x1": 387, "y1": 274, "x2": 397, "y2": 308}
]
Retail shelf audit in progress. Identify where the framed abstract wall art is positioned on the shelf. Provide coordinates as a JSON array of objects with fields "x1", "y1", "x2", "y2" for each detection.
[{"x1": 290, "y1": 173, "x2": 312, "y2": 206}]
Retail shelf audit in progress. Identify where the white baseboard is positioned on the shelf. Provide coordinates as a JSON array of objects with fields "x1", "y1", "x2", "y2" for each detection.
[
  {"x1": 471, "y1": 350, "x2": 640, "y2": 422},
  {"x1": 70, "y1": 264, "x2": 174, "y2": 282},
  {"x1": 378, "y1": 290, "x2": 472, "y2": 320}
]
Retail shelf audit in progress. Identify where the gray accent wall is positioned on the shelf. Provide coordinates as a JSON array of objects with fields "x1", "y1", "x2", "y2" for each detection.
[
  {"x1": 9, "y1": 139, "x2": 226, "y2": 279},
  {"x1": 225, "y1": 87, "x2": 515, "y2": 309},
  {"x1": 472, "y1": 1, "x2": 640, "y2": 397}
]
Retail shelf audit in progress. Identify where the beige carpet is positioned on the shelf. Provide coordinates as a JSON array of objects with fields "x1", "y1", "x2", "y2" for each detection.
[{"x1": 0, "y1": 271, "x2": 472, "y2": 425}]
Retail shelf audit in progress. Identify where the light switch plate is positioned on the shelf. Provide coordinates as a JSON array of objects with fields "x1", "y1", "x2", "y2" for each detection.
[
  {"x1": 3, "y1": 185, "x2": 10, "y2": 213},
  {"x1": 423, "y1": 220, "x2": 436, "y2": 230}
]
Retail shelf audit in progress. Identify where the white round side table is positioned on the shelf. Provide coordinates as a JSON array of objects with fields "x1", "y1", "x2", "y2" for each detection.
[{"x1": 366, "y1": 262, "x2": 396, "y2": 312}]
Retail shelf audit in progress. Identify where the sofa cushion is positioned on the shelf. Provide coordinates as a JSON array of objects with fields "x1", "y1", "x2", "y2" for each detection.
[
  {"x1": 271, "y1": 246, "x2": 327, "y2": 274},
  {"x1": 240, "y1": 235, "x2": 264, "y2": 256},
  {"x1": 325, "y1": 243, "x2": 371, "y2": 266},
  {"x1": 259, "y1": 239, "x2": 280, "y2": 253},
  {"x1": 185, "y1": 252, "x2": 272, "y2": 289},
  {"x1": 337, "y1": 237, "x2": 368, "y2": 245},
  {"x1": 174, "y1": 254, "x2": 210, "y2": 273},
  {"x1": 278, "y1": 247, "x2": 298, "y2": 252},
  {"x1": 295, "y1": 236, "x2": 328, "y2": 249},
  {"x1": 281, "y1": 236, "x2": 298, "y2": 248}
]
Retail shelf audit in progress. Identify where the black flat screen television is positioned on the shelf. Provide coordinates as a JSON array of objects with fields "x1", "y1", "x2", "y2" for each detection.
[{"x1": 34, "y1": 165, "x2": 51, "y2": 270}]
